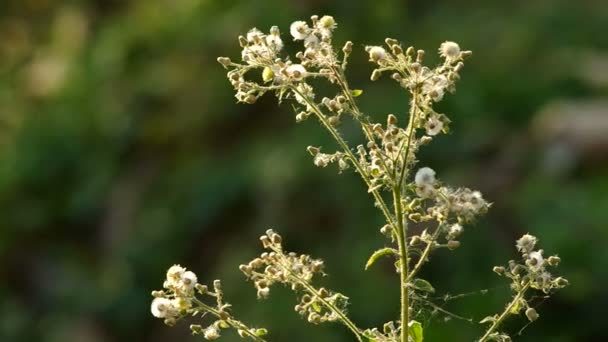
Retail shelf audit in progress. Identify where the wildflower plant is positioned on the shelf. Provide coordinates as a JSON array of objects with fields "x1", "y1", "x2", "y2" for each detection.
[{"x1": 151, "y1": 15, "x2": 567, "y2": 341}]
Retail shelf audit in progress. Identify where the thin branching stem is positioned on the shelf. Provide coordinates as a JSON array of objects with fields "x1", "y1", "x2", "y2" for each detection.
[
  {"x1": 393, "y1": 187, "x2": 409, "y2": 342},
  {"x1": 478, "y1": 282, "x2": 531, "y2": 342},
  {"x1": 192, "y1": 298, "x2": 268, "y2": 342},
  {"x1": 268, "y1": 246, "x2": 364, "y2": 341},
  {"x1": 407, "y1": 223, "x2": 444, "y2": 282},
  {"x1": 290, "y1": 86, "x2": 395, "y2": 228}
]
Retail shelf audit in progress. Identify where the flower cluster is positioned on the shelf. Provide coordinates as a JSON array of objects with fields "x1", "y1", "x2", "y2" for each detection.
[
  {"x1": 479, "y1": 234, "x2": 568, "y2": 342},
  {"x1": 147, "y1": 14, "x2": 573, "y2": 342},
  {"x1": 239, "y1": 230, "x2": 352, "y2": 326},
  {"x1": 151, "y1": 265, "x2": 268, "y2": 341},
  {"x1": 150, "y1": 265, "x2": 198, "y2": 324}
]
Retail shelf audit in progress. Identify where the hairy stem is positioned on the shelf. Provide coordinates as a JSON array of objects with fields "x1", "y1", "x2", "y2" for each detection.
[
  {"x1": 268, "y1": 246, "x2": 364, "y2": 341},
  {"x1": 407, "y1": 223, "x2": 443, "y2": 282},
  {"x1": 393, "y1": 188, "x2": 409, "y2": 342},
  {"x1": 290, "y1": 86, "x2": 395, "y2": 227},
  {"x1": 478, "y1": 282, "x2": 531, "y2": 342},
  {"x1": 192, "y1": 298, "x2": 267, "y2": 342}
]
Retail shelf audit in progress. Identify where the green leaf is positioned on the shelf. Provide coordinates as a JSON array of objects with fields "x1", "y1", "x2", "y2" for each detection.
[
  {"x1": 365, "y1": 248, "x2": 398, "y2": 270},
  {"x1": 411, "y1": 278, "x2": 435, "y2": 293},
  {"x1": 255, "y1": 328, "x2": 268, "y2": 336},
  {"x1": 408, "y1": 320, "x2": 424, "y2": 342},
  {"x1": 479, "y1": 315, "x2": 498, "y2": 324},
  {"x1": 312, "y1": 301, "x2": 322, "y2": 313},
  {"x1": 351, "y1": 89, "x2": 363, "y2": 97}
]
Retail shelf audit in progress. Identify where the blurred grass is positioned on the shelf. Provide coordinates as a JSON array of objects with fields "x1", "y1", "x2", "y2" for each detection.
[{"x1": 0, "y1": 0, "x2": 606, "y2": 341}]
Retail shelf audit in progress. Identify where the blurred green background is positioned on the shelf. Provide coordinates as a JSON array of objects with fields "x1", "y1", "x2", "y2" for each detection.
[{"x1": 0, "y1": 0, "x2": 606, "y2": 341}]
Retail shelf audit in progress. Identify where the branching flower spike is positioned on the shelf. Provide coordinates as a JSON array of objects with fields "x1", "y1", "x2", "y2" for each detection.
[{"x1": 151, "y1": 14, "x2": 568, "y2": 342}]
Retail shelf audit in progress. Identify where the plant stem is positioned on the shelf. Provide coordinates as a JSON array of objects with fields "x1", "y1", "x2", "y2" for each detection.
[
  {"x1": 290, "y1": 86, "x2": 395, "y2": 228},
  {"x1": 268, "y1": 245, "x2": 364, "y2": 341},
  {"x1": 478, "y1": 282, "x2": 530, "y2": 342},
  {"x1": 192, "y1": 298, "x2": 268, "y2": 342},
  {"x1": 393, "y1": 187, "x2": 409, "y2": 342},
  {"x1": 407, "y1": 224, "x2": 443, "y2": 282}
]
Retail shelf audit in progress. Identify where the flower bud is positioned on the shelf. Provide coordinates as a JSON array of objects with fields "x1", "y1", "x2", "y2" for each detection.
[
  {"x1": 328, "y1": 116, "x2": 340, "y2": 126},
  {"x1": 190, "y1": 324, "x2": 203, "y2": 334},
  {"x1": 371, "y1": 69, "x2": 382, "y2": 81},
  {"x1": 217, "y1": 57, "x2": 231, "y2": 68},
  {"x1": 416, "y1": 49, "x2": 425, "y2": 62},
  {"x1": 238, "y1": 35, "x2": 248, "y2": 48},
  {"x1": 342, "y1": 41, "x2": 353, "y2": 54},
  {"x1": 525, "y1": 307, "x2": 539, "y2": 322},
  {"x1": 410, "y1": 62, "x2": 421, "y2": 73},
  {"x1": 387, "y1": 114, "x2": 398, "y2": 125},
  {"x1": 318, "y1": 287, "x2": 329, "y2": 298},
  {"x1": 447, "y1": 240, "x2": 461, "y2": 250},
  {"x1": 151, "y1": 290, "x2": 164, "y2": 298},
  {"x1": 493, "y1": 266, "x2": 505, "y2": 275},
  {"x1": 547, "y1": 255, "x2": 561, "y2": 266},
  {"x1": 307, "y1": 146, "x2": 320, "y2": 156}
]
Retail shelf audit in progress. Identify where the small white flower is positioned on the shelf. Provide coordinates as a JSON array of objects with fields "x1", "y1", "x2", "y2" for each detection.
[
  {"x1": 290, "y1": 21, "x2": 310, "y2": 40},
  {"x1": 204, "y1": 326, "x2": 221, "y2": 340},
  {"x1": 368, "y1": 46, "x2": 387, "y2": 63},
  {"x1": 286, "y1": 64, "x2": 307, "y2": 80},
  {"x1": 528, "y1": 251, "x2": 545, "y2": 272},
  {"x1": 425, "y1": 115, "x2": 444, "y2": 136},
  {"x1": 439, "y1": 41, "x2": 461, "y2": 61},
  {"x1": 151, "y1": 297, "x2": 175, "y2": 318},
  {"x1": 516, "y1": 234, "x2": 537, "y2": 254},
  {"x1": 415, "y1": 167, "x2": 436, "y2": 186}
]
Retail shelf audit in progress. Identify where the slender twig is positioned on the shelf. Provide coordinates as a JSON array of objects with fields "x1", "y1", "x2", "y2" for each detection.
[
  {"x1": 192, "y1": 298, "x2": 268, "y2": 342},
  {"x1": 393, "y1": 188, "x2": 409, "y2": 342},
  {"x1": 478, "y1": 282, "x2": 531, "y2": 342},
  {"x1": 290, "y1": 86, "x2": 395, "y2": 227},
  {"x1": 407, "y1": 224, "x2": 444, "y2": 282}
]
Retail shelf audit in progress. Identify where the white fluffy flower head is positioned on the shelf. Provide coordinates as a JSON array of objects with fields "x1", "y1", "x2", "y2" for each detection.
[
  {"x1": 516, "y1": 234, "x2": 538, "y2": 254},
  {"x1": 439, "y1": 41, "x2": 460, "y2": 61},
  {"x1": 290, "y1": 21, "x2": 310, "y2": 40},
  {"x1": 425, "y1": 115, "x2": 444, "y2": 136},
  {"x1": 415, "y1": 167, "x2": 436, "y2": 186},
  {"x1": 286, "y1": 64, "x2": 307, "y2": 80},
  {"x1": 151, "y1": 297, "x2": 175, "y2": 318},
  {"x1": 527, "y1": 250, "x2": 545, "y2": 272},
  {"x1": 367, "y1": 46, "x2": 387, "y2": 63},
  {"x1": 166, "y1": 265, "x2": 185, "y2": 285}
]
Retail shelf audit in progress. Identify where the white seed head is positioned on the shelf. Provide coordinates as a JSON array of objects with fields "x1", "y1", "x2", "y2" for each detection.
[
  {"x1": 166, "y1": 265, "x2": 185, "y2": 285},
  {"x1": 368, "y1": 46, "x2": 388, "y2": 63},
  {"x1": 290, "y1": 21, "x2": 310, "y2": 40},
  {"x1": 265, "y1": 34, "x2": 283, "y2": 51},
  {"x1": 286, "y1": 64, "x2": 307, "y2": 80},
  {"x1": 151, "y1": 297, "x2": 174, "y2": 318},
  {"x1": 204, "y1": 326, "x2": 220, "y2": 340},
  {"x1": 246, "y1": 28, "x2": 264, "y2": 44},
  {"x1": 516, "y1": 234, "x2": 537, "y2": 254},
  {"x1": 415, "y1": 167, "x2": 436, "y2": 186},
  {"x1": 527, "y1": 251, "x2": 545, "y2": 272},
  {"x1": 425, "y1": 116, "x2": 444, "y2": 136},
  {"x1": 439, "y1": 41, "x2": 461, "y2": 61},
  {"x1": 181, "y1": 270, "x2": 198, "y2": 289}
]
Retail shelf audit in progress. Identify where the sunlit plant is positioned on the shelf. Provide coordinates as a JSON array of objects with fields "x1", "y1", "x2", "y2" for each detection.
[{"x1": 150, "y1": 15, "x2": 567, "y2": 341}]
